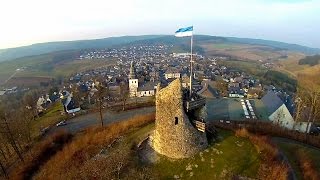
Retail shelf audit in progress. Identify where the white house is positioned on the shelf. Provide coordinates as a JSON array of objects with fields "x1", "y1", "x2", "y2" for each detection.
[
  {"x1": 262, "y1": 91, "x2": 312, "y2": 133},
  {"x1": 60, "y1": 91, "x2": 81, "y2": 114},
  {"x1": 165, "y1": 68, "x2": 181, "y2": 80},
  {"x1": 128, "y1": 61, "x2": 157, "y2": 97}
]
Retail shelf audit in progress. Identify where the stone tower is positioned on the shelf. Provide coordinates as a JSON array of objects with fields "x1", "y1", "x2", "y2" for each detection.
[{"x1": 151, "y1": 79, "x2": 208, "y2": 159}]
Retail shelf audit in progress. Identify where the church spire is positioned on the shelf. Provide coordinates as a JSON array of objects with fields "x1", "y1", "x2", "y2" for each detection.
[{"x1": 129, "y1": 61, "x2": 136, "y2": 79}]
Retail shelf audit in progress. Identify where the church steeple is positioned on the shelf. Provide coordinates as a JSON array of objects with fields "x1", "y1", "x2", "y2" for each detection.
[{"x1": 129, "y1": 61, "x2": 136, "y2": 79}]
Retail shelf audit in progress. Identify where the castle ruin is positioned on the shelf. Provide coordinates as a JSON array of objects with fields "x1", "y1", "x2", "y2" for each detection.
[{"x1": 151, "y1": 79, "x2": 208, "y2": 159}]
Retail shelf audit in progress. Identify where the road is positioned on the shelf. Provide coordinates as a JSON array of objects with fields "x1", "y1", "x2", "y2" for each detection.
[
  {"x1": 2, "y1": 70, "x2": 18, "y2": 85},
  {"x1": 50, "y1": 106, "x2": 155, "y2": 134}
]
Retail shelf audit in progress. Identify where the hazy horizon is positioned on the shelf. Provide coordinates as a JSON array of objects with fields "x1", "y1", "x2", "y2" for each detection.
[{"x1": 1, "y1": 0, "x2": 319, "y2": 49}]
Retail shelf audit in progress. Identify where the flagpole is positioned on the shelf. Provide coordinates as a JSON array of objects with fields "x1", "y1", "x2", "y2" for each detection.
[{"x1": 190, "y1": 33, "x2": 193, "y2": 98}]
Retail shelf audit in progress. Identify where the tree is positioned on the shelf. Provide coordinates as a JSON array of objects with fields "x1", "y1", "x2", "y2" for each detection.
[
  {"x1": 296, "y1": 73, "x2": 320, "y2": 135},
  {"x1": 0, "y1": 158, "x2": 7, "y2": 179},
  {"x1": 18, "y1": 107, "x2": 33, "y2": 143},
  {"x1": 94, "y1": 80, "x2": 108, "y2": 127},
  {"x1": 22, "y1": 90, "x2": 40, "y2": 120},
  {"x1": 119, "y1": 82, "x2": 129, "y2": 111},
  {"x1": 0, "y1": 106, "x2": 24, "y2": 162},
  {"x1": 216, "y1": 79, "x2": 228, "y2": 97}
]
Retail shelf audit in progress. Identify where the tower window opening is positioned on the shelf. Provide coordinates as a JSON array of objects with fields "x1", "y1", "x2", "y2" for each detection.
[{"x1": 175, "y1": 117, "x2": 178, "y2": 125}]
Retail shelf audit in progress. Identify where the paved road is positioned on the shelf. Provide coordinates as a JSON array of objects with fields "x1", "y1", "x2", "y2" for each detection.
[{"x1": 50, "y1": 106, "x2": 155, "y2": 134}]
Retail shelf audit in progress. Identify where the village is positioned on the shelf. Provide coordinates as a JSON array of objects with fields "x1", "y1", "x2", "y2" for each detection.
[{"x1": 15, "y1": 43, "x2": 314, "y2": 135}]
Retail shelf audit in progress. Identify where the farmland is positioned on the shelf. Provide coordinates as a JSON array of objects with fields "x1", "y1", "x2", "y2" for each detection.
[{"x1": 0, "y1": 51, "x2": 116, "y2": 87}]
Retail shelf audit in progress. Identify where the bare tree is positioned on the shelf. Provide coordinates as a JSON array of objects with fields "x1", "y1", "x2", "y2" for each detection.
[
  {"x1": 94, "y1": 79, "x2": 109, "y2": 127},
  {"x1": 19, "y1": 106, "x2": 33, "y2": 143},
  {"x1": 296, "y1": 73, "x2": 320, "y2": 135},
  {"x1": 216, "y1": 79, "x2": 228, "y2": 97},
  {"x1": 119, "y1": 82, "x2": 129, "y2": 111},
  {"x1": 22, "y1": 90, "x2": 40, "y2": 120},
  {"x1": 0, "y1": 108, "x2": 24, "y2": 162},
  {"x1": 0, "y1": 158, "x2": 7, "y2": 179}
]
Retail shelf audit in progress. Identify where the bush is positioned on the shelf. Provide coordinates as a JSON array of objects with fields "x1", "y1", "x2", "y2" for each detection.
[
  {"x1": 235, "y1": 128, "x2": 289, "y2": 180},
  {"x1": 212, "y1": 121, "x2": 320, "y2": 149},
  {"x1": 9, "y1": 130, "x2": 72, "y2": 180},
  {"x1": 296, "y1": 150, "x2": 320, "y2": 180}
]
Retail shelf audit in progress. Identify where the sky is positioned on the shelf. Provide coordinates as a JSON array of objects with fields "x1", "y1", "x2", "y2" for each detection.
[{"x1": 0, "y1": 0, "x2": 319, "y2": 49}]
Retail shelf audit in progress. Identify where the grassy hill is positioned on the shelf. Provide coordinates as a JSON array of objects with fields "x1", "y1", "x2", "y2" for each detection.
[
  {"x1": 1, "y1": 34, "x2": 319, "y2": 88},
  {"x1": 226, "y1": 37, "x2": 320, "y2": 55},
  {"x1": 1, "y1": 35, "x2": 319, "y2": 62},
  {"x1": 0, "y1": 35, "x2": 163, "y2": 62}
]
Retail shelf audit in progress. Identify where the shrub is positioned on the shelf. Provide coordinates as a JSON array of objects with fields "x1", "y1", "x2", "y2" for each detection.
[
  {"x1": 235, "y1": 128, "x2": 289, "y2": 180},
  {"x1": 296, "y1": 150, "x2": 320, "y2": 180},
  {"x1": 9, "y1": 130, "x2": 72, "y2": 180},
  {"x1": 212, "y1": 121, "x2": 320, "y2": 149}
]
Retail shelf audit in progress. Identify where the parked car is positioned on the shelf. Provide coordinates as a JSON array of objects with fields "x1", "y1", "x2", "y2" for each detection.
[
  {"x1": 40, "y1": 126, "x2": 50, "y2": 136},
  {"x1": 56, "y1": 120, "x2": 67, "y2": 127}
]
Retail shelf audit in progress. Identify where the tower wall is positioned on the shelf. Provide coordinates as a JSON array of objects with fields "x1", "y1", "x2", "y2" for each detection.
[
  {"x1": 129, "y1": 79, "x2": 138, "y2": 97},
  {"x1": 152, "y1": 79, "x2": 207, "y2": 159}
]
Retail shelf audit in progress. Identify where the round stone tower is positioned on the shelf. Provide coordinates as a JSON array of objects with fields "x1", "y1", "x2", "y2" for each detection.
[{"x1": 151, "y1": 79, "x2": 208, "y2": 159}]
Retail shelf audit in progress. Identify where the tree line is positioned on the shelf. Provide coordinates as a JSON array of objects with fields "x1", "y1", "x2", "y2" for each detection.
[
  {"x1": 299, "y1": 54, "x2": 320, "y2": 66},
  {"x1": 0, "y1": 90, "x2": 40, "y2": 177}
]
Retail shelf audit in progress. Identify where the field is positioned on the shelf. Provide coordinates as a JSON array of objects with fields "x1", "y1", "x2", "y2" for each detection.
[
  {"x1": 206, "y1": 98, "x2": 269, "y2": 121},
  {"x1": 5, "y1": 76, "x2": 53, "y2": 87},
  {"x1": 0, "y1": 51, "x2": 116, "y2": 87},
  {"x1": 200, "y1": 42, "x2": 285, "y2": 61}
]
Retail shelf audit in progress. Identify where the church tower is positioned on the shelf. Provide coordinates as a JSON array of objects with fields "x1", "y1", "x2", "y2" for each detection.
[{"x1": 128, "y1": 61, "x2": 138, "y2": 97}]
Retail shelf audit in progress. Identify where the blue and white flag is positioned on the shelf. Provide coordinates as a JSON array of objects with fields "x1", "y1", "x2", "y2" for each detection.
[{"x1": 175, "y1": 26, "x2": 193, "y2": 37}]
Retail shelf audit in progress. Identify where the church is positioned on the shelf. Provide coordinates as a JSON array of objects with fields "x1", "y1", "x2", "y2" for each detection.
[{"x1": 128, "y1": 61, "x2": 158, "y2": 97}]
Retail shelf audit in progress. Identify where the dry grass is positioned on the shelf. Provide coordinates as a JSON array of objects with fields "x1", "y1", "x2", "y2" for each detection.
[
  {"x1": 213, "y1": 121, "x2": 320, "y2": 149},
  {"x1": 296, "y1": 150, "x2": 320, "y2": 180},
  {"x1": 235, "y1": 128, "x2": 289, "y2": 180},
  {"x1": 9, "y1": 130, "x2": 72, "y2": 180},
  {"x1": 34, "y1": 113, "x2": 155, "y2": 180}
]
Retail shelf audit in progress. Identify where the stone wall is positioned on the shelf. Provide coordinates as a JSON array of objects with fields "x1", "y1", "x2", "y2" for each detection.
[{"x1": 151, "y1": 79, "x2": 208, "y2": 159}]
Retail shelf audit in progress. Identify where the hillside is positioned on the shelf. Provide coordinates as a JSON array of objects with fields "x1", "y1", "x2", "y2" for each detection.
[
  {"x1": 226, "y1": 37, "x2": 320, "y2": 55},
  {"x1": 0, "y1": 35, "x2": 163, "y2": 62},
  {"x1": 1, "y1": 35, "x2": 319, "y2": 62}
]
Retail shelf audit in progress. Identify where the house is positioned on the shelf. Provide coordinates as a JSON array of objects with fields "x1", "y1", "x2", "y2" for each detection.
[
  {"x1": 228, "y1": 86, "x2": 244, "y2": 98},
  {"x1": 60, "y1": 91, "x2": 81, "y2": 114},
  {"x1": 0, "y1": 90, "x2": 6, "y2": 96},
  {"x1": 165, "y1": 68, "x2": 181, "y2": 80},
  {"x1": 128, "y1": 62, "x2": 157, "y2": 97},
  {"x1": 137, "y1": 81, "x2": 157, "y2": 97},
  {"x1": 261, "y1": 91, "x2": 311, "y2": 133}
]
